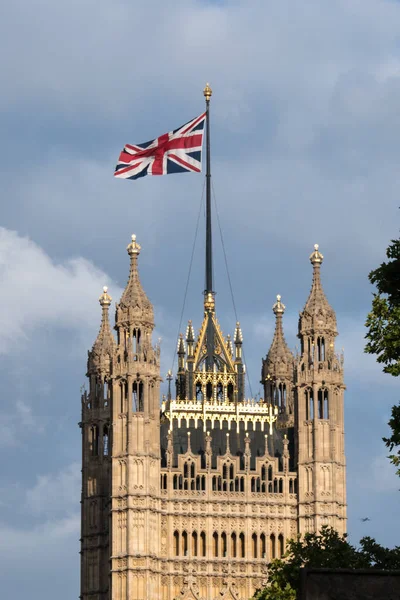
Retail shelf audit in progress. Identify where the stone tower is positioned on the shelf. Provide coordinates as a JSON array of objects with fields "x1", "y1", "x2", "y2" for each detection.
[
  {"x1": 81, "y1": 235, "x2": 162, "y2": 600},
  {"x1": 80, "y1": 238, "x2": 346, "y2": 600},
  {"x1": 295, "y1": 244, "x2": 346, "y2": 535},
  {"x1": 262, "y1": 294, "x2": 295, "y2": 430},
  {"x1": 81, "y1": 286, "x2": 114, "y2": 600}
]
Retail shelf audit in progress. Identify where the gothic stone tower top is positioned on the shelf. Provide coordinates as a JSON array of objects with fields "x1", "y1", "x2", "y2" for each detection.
[
  {"x1": 87, "y1": 286, "x2": 116, "y2": 377},
  {"x1": 116, "y1": 234, "x2": 154, "y2": 331},
  {"x1": 263, "y1": 295, "x2": 294, "y2": 381},
  {"x1": 299, "y1": 244, "x2": 337, "y2": 338}
]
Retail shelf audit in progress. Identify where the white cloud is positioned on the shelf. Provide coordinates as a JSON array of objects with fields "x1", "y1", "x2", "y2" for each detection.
[
  {"x1": 0, "y1": 227, "x2": 122, "y2": 354},
  {"x1": 26, "y1": 462, "x2": 80, "y2": 517}
]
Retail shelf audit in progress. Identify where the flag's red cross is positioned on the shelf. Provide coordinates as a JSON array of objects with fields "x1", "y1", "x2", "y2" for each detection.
[{"x1": 114, "y1": 113, "x2": 206, "y2": 180}]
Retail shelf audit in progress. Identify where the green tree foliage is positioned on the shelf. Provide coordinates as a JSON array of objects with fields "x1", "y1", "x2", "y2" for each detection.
[
  {"x1": 365, "y1": 237, "x2": 400, "y2": 474},
  {"x1": 365, "y1": 238, "x2": 400, "y2": 376},
  {"x1": 251, "y1": 527, "x2": 400, "y2": 600}
]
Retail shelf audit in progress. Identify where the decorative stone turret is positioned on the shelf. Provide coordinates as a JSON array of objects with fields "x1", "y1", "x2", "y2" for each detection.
[
  {"x1": 262, "y1": 295, "x2": 294, "y2": 427},
  {"x1": 87, "y1": 286, "x2": 115, "y2": 376},
  {"x1": 115, "y1": 234, "x2": 154, "y2": 336},
  {"x1": 295, "y1": 244, "x2": 346, "y2": 536}
]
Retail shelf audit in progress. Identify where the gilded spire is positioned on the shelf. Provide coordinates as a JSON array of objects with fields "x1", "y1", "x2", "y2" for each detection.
[
  {"x1": 117, "y1": 234, "x2": 154, "y2": 327},
  {"x1": 300, "y1": 244, "x2": 337, "y2": 334},
  {"x1": 186, "y1": 320, "x2": 195, "y2": 344},
  {"x1": 88, "y1": 286, "x2": 115, "y2": 373},
  {"x1": 263, "y1": 295, "x2": 293, "y2": 379}
]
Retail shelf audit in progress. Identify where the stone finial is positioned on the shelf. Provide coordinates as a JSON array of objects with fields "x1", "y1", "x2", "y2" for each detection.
[
  {"x1": 205, "y1": 430, "x2": 212, "y2": 470},
  {"x1": 300, "y1": 243, "x2": 337, "y2": 335},
  {"x1": 127, "y1": 233, "x2": 141, "y2": 257},
  {"x1": 272, "y1": 294, "x2": 285, "y2": 316},
  {"x1": 225, "y1": 432, "x2": 231, "y2": 456},
  {"x1": 89, "y1": 286, "x2": 116, "y2": 372},
  {"x1": 283, "y1": 434, "x2": 290, "y2": 458},
  {"x1": 310, "y1": 243, "x2": 323, "y2": 266},
  {"x1": 118, "y1": 234, "x2": 154, "y2": 327},
  {"x1": 177, "y1": 333, "x2": 186, "y2": 355},
  {"x1": 187, "y1": 431, "x2": 192, "y2": 454},
  {"x1": 226, "y1": 334, "x2": 233, "y2": 357},
  {"x1": 234, "y1": 322, "x2": 243, "y2": 345},
  {"x1": 263, "y1": 294, "x2": 293, "y2": 381},
  {"x1": 244, "y1": 431, "x2": 251, "y2": 471},
  {"x1": 166, "y1": 428, "x2": 174, "y2": 468},
  {"x1": 264, "y1": 434, "x2": 270, "y2": 457},
  {"x1": 186, "y1": 320, "x2": 195, "y2": 343},
  {"x1": 99, "y1": 286, "x2": 112, "y2": 308},
  {"x1": 283, "y1": 434, "x2": 290, "y2": 473}
]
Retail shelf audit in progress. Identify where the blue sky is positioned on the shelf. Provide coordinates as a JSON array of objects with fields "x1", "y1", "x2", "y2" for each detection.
[{"x1": 1, "y1": 0, "x2": 400, "y2": 598}]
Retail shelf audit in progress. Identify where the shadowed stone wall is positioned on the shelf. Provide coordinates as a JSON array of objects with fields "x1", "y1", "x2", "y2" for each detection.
[{"x1": 300, "y1": 569, "x2": 400, "y2": 600}]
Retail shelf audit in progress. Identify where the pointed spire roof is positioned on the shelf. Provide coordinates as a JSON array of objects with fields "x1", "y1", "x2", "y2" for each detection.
[
  {"x1": 263, "y1": 295, "x2": 294, "y2": 379},
  {"x1": 88, "y1": 287, "x2": 115, "y2": 374},
  {"x1": 117, "y1": 234, "x2": 154, "y2": 328},
  {"x1": 300, "y1": 244, "x2": 337, "y2": 334}
]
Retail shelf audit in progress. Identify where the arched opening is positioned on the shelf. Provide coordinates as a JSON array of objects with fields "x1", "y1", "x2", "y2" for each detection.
[
  {"x1": 202, "y1": 475, "x2": 206, "y2": 490},
  {"x1": 103, "y1": 425, "x2": 109, "y2": 456},
  {"x1": 174, "y1": 531, "x2": 179, "y2": 556},
  {"x1": 260, "y1": 533, "x2": 266, "y2": 559},
  {"x1": 132, "y1": 381, "x2": 144, "y2": 412},
  {"x1": 196, "y1": 383, "x2": 204, "y2": 401},
  {"x1": 213, "y1": 532, "x2": 219, "y2": 557},
  {"x1": 279, "y1": 479, "x2": 283, "y2": 493},
  {"x1": 323, "y1": 389, "x2": 329, "y2": 419},
  {"x1": 230, "y1": 464, "x2": 234, "y2": 479},
  {"x1": 192, "y1": 531, "x2": 198, "y2": 557},
  {"x1": 132, "y1": 327, "x2": 141, "y2": 357},
  {"x1": 221, "y1": 532, "x2": 227, "y2": 557},
  {"x1": 278, "y1": 534, "x2": 284, "y2": 557},
  {"x1": 306, "y1": 388, "x2": 314, "y2": 420},
  {"x1": 182, "y1": 531, "x2": 188, "y2": 556},
  {"x1": 200, "y1": 531, "x2": 206, "y2": 557},
  {"x1": 223, "y1": 464, "x2": 227, "y2": 479},
  {"x1": 270, "y1": 534, "x2": 276, "y2": 559},
  {"x1": 184, "y1": 463, "x2": 188, "y2": 478},
  {"x1": 317, "y1": 336, "x2": 325, "y2": 361},
  {"x1": 318, "y1": 389, "x2": 323, "y2": 419},
  {"x1": 252, "y1": 533, "x2": 258, "y2": 558},
  {"x1": 261, "y1": 465, "x2": 266, "y2": 481},
  {"x1": 227, "y1": 383, "x2": 234, "y2": 402},
  {"x1": 231, "y1": 532, "x2": 237, "y2": 558},
  {"x1": 190, "y1": 463, "x2": 195, "y2": 478},
  {"x1": 90, "y1": 426, "x2": 99, "y2": 456},
  {"x1": 206, "y1": 382, "x2": 213, "y2": 401},
  {"x1": 268, "y1": 465, "x2": 273, "y2": 481},
  {"x1": 217, "y1": 382, "x2": 223, "y2": 401},
  {"x1": 239, "y1": 533, "x2": 245, "y2": 558}
]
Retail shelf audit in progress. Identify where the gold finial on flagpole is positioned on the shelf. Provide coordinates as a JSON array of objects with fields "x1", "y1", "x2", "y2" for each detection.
[{"x1": 203, "y1": 82, "x2": 212, "y2": 101}]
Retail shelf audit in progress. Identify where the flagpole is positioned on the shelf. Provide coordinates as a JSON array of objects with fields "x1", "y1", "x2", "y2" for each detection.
[
  {"x1": 203, "y1": 83, "x2": 215, "y2": 373},
  {"x1": 204, "y1": 83, "x2": 213, "y2": 300}
]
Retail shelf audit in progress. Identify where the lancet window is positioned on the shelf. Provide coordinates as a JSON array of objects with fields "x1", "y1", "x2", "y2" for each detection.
[
  {"x1": 316, "y1": 389, "x2": 329, "y2": 419},
  {"x1": 132, "y1": 381, "x2": 144, "y2": 412},
  {"x1": 89, "y1": 425, "x2": 99, "y2": 456},
  {"x1": 260, "y1": 533, "x2": 266, "y2": 558},
  {"x1": 317, "y1": 336, "x2": 325, "y2": 361},
  {"x1": 305, "y1": 388, "x2": 314, "y2": 420},
  {"x1": 200, "y1": 532, "x2": 206, "y2": 557},
  {"x1": 103, "y1": 425, "x2": 109, "y2": 456}
]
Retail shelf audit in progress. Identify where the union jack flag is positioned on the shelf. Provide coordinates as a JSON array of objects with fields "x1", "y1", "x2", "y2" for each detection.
[{"x1": 114, "y1": 112, "x2": 206, "y2": 180}]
